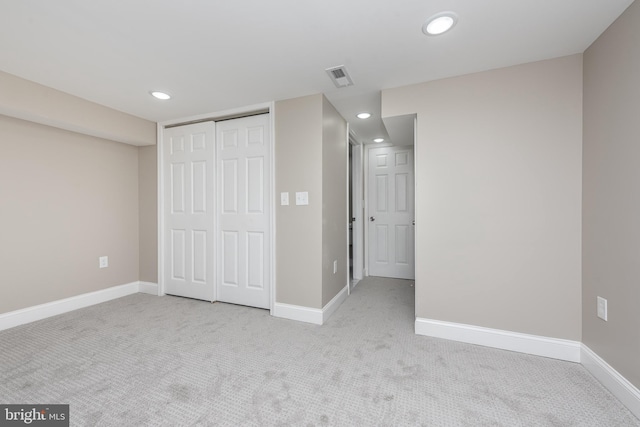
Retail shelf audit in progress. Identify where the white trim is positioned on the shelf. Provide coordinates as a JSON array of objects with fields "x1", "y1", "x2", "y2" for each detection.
[
  {"x1": 157, "y1": 122, "x2": 165, "y2": 296},
  {"x1": 138, "y1": 281, "x2": 159, "y2": 295},
  {"x1": 212, "y1": 121, "x2": 219, "y2": 303},
  {"x1": 363, "y1": 144, "x2": 368, "y2": 275},
  {"x1": 582, "y1": 344, "x2": 640, "y2": 419},
  {"x1": 352, "y1": 142, "x2": 364, "y2": 281},
  {"x1": 273, "y1": 302, "x2": 323, "y2": 325},
  {"x1": 346, "y1": 122, "x2": 351, "y2": 295},
  {"x1": 273, "y1": 285, "x2": 349, "y2": 326},
  {"x1": 0, "y1": 282, "x2": 146, "y2": 331},
  {"x1": 322, "y1": 285, "x2": 349, "y2": 324},
  {"x1": 415, "y1": 317, "x2": 581, "y2": 362},
  {"x1": 269, "y1": 102, "x2": 276, "y2": 314},
  {"x1": 159, "y1": 102, "x2": 272, "y2": 127}
]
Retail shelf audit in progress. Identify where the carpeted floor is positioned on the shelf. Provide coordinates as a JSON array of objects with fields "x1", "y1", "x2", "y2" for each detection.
[{"x1": 0, "y1": 277, "x2": 638, "y2": 426}]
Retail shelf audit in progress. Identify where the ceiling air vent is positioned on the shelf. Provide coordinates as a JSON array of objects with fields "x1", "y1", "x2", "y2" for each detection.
[{"x1": 325, "y1": 65, "x2": 354, "y2": 88}]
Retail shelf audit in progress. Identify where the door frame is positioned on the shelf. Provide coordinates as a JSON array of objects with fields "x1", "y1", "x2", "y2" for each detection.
[
  {"x1": 349, "y1": 133, "x2": 364, "y2": 284},
  {"x1": 157, "y1": 102, "x2": 276, "y2": 313}
]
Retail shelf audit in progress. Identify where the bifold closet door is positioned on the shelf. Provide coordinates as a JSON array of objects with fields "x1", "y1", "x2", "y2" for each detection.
[
  {"x1": 217, "y1": 114, "x2": 271, "y2": 309},
  {"x1": 163, "y1": 122, "x2": 215, "y2": 301}
]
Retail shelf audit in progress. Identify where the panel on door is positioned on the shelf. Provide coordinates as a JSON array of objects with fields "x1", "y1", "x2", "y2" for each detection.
[
  {"x1": 163, "y1": 122, "x2": 215, "y2": 301},
  {"x1": 368, "y1": 146, "x2": 415, "y2": 279},
  {"x1": 217, "y1": 114, "x2": 271, "y2": 309}
]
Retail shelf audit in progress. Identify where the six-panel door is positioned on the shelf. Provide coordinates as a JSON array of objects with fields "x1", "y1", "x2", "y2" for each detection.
[
  {"x1": 368, "y1": 146, "x2": 415, "y2": 280},
  {"x1": 216, "y1": 115, "x2": 271, "y2": 309},
  {"x1": 163, "y1": 122, "x2": 216, "y2": 301}
]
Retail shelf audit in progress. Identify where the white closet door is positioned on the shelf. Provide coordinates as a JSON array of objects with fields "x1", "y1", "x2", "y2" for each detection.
[
  {"x1": 163, "y1": 122, "x2": 215, "y2": 301},
  {"x1": 217, "y1": 114, "x2": 271, "y2": 309},
  {"x1": 368, "y1": 145, "x2": 415, "y2": 280}
]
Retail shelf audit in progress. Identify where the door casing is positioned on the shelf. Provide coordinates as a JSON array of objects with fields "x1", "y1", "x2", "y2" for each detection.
[{"x1": 350, "y1": 136, "x2": 364, "y2": 284}]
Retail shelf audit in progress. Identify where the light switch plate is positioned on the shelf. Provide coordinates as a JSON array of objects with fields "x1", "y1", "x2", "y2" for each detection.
[
  {"x1": 597, "y1": 296, "x2": 608, "y2": 321},
  {"x1": 295, "y1": 192, "x2": 309, "y2": 206},
  {"x1": 280, "y1": 192, "x2": 289, "y2": 206}
]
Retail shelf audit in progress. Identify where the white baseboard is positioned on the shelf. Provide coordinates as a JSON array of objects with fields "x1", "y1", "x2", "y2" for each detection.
[
  {"x1": 0, "y1": 281, "x2": 157, "y2": 331},
  {"x1": 273, "y1": 285, "x2": 349, "y2": 326},
  {"x1": 415, "y1": 319, "x2": 639, "y2": 418},
  {"x1": 322, "y1": 285, "x2": 348, "y2": 324},
  {"x1": 272, "y1": 302, "x2": 323, "y2": 325},
  {"x1": 138, "y1": 281, "x2": 159, "y2": 295},
  {"x1": 581, "y1": 344, "x2": 640, "y2": 419},
  {"x1": 415, "y1": 318, "x2": 581, "y2": 362}
]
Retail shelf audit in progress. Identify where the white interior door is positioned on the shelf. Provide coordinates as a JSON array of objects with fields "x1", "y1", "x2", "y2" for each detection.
[
  {"x1": 217, "y1": 114, "x2": 271, "y2": 309},
  {"x1": 163, "y1": 122, "x2": 215, "y2": 301},
  {"x1": 368, "y1": 145, "x2": 415, "y2": 279}
]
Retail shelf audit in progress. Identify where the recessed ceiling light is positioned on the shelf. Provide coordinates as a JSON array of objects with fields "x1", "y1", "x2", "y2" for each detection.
[
  {"x1": 422, "y1": 12, "x2": 458, "y2": 36},
  {"x1": 357, "y1": 112, "x2": 372, "y2": 119},
  {"x1": 373, "y1": 138, "x2": 385, "y2": 143},
  {"x1": 150, "y1": 91, "x2": 171, "y2": 100}
]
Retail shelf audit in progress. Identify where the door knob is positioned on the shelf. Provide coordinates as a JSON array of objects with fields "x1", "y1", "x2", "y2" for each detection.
[
  {"x1": 370, "y1": 216, "x2": 375, "y2": 222},
  {"x1": 412, "y1": 220, "x2": 415, "y2": 225}
]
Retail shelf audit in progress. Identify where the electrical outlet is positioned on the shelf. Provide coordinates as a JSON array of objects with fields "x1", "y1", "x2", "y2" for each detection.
[
  {"x1": 333, "y1": 260, "x2": 337, "y2": 274},
  {"x1": 99, "y1": 256, "x2": 108, "y2": 269},
  {"x1": 597, "y1": 296, "x2": 607, "y2": 321}
]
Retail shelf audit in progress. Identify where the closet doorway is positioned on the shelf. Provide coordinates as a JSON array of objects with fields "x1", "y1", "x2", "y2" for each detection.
[{"x1": 160, "y1": 113, "x2": 272, "y2": 309}]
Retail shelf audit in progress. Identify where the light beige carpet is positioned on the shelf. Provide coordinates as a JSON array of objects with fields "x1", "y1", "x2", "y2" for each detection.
[{"x1": 0, "y1": 277, "x2": 638, "y2": 426}]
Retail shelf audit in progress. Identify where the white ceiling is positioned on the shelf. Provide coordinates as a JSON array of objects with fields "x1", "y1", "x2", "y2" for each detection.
[{"x1": 0, "y1": 0, "x2": 633, "y2": 145}]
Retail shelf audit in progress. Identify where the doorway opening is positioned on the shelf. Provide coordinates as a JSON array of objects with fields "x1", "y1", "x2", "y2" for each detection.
[{"x1": 363, "y1": 115, "x2": 416, "y2": 282}]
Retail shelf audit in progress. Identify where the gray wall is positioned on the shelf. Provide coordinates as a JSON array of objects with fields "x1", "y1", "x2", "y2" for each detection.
[
  {"x1": 0, "y1": 72, "x2": 157, "y2": 315},
  {"x1": 382, "y1": 55, "x2": 583, "y2": 341},
  {"x1": 275, "y1": 95, "x2": 324, "y2": 308},
  {"x1": 321, "y1": 96, "x2": 348, "y2": 306},
  {"x1": 583, "y1": 0, "x2": 640, "y2": 389},
  {"x1": 138, "y1": 145, "x2": 158, "y2": 284},
  {"x1": 274, "y1": 94, "x2": 348, "y2": 309},
  {"x1": 0, "y1": 115, "x2": 140, "y2": 314}
]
